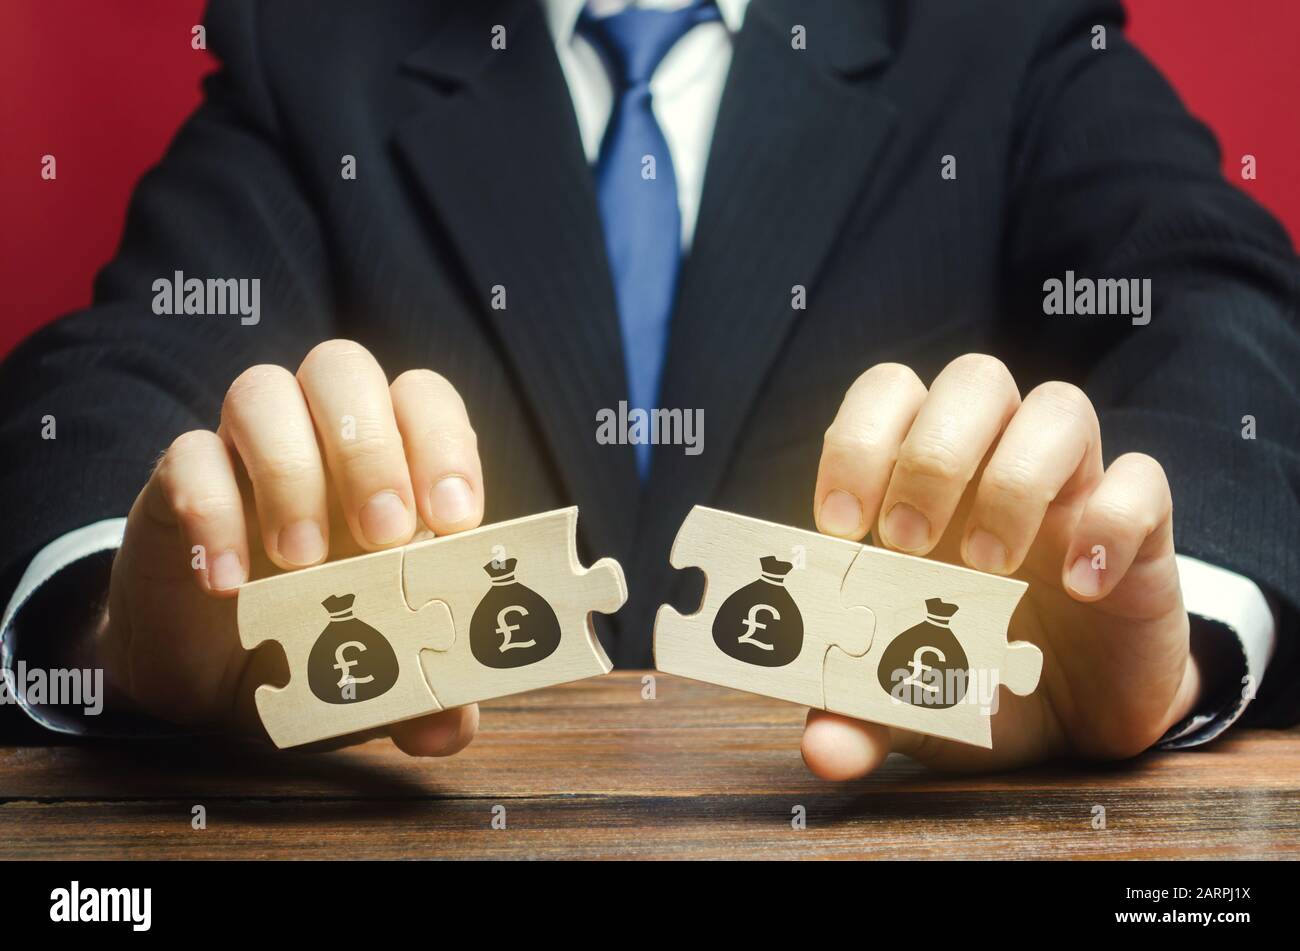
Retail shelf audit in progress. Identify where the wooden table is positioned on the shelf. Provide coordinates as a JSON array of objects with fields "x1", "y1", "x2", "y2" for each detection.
[{"x1": 0, "y1": 672, "x2": 1295, "y2": 859}]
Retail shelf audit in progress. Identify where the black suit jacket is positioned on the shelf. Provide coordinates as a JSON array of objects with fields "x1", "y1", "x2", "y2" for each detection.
[{"x1": 3, "y1": 0, "x2": 1299, "y2": 727}]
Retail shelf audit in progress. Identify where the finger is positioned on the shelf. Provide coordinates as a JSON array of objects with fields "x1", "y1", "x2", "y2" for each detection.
[
  {"x1": 390, "y1": 369, "x2": 485, "y2": 536},
  {"x1": 878, "y1": 354, "x2": 1021, "y2": 555},
  {"x1": 147, "y1": 430, "x2": 250, "y2": 595},
  {"x1": 800, "y1": 709, "x2": 893, "y2": 780},
  {"x1": 814, "y1": 364, "x2": 927, "y2": 540},
  {"x1": 220, "y1": 364, "x2": 330, "y2": 570},
  {"x1": 1064, "y1": 452, "x2": 1174, "y2": 602},
  {"x1": 389, "y1": 705, "x2": 480, "y2": 757},
  {"x1": 962, "y1": 381, "x2": 1103, "y2": 574},
  {"x1": 297, "y1": 340, "x2": 417, "y2": 550}
]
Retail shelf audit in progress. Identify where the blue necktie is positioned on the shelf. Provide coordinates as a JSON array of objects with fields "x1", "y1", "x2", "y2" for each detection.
[{"x1": 578, "y1": 1, "x2": 720, "y2": 478}]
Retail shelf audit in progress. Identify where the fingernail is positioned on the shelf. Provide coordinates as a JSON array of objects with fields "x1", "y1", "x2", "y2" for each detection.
[
  {"x1": 966, "y1": 529, "x2": 1008, "y2": 573},
  {"x1": 359, "y1": 491, "x2": 412, "y2": 546},
  {"x1": 1068, "y1": 555, "x2": 1102, "y2": 597},
  {"x1": 882, "y1": 503, "x2": 931, "y2": 551},
  {"x1": 209, "y1": 550, "x2": 246, "y2": 591},
  {"x1": 818, "y1": 490, "x2": 863, "y2": 537},
  {"x1": 430, "y1": 476, "x2": 475, "y2": 526},
  {"x1": 278, "y1": 519, "x2": 326, "y2": 566}
]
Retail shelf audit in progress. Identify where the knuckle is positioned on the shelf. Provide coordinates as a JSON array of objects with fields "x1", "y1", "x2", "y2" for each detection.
[
  {"x1": 223, "y1": 364, "x2": 293, "y2": 413},
  {"x1": 1086, "y1": 499, "x2": 1150, "y2": 540},
  {"x1": 822, "y1": 424, "x2": 891, "y2": 463},
  {"x1": 392, "y1": 367, "x2": 450, "y2": 393},
  {"x1": 298, "y1": 338, "x2": 375, "y2": 377},
  {"x1": 172, "y1": 492, "x2": 241, "y2": 530},
  {"x1": 1031, "y1": 380, "x2": 1093, "y2": 419},
  {"x1": 855, "y1": 362, "x2": 924, "y2": 396},
  {"x1": 333, "y1": 429, "x2": 400, "y2": 471},
  {"x1": 166, "y1": 429, "x2": 221, "y2": 461},
  {"x1": 254, "y1": 453, "x2": 320, "y2": 487},
  {"x1": 946, "y1": 352, "x2": 1011, "y2": 385},
  {"x1": 1117, "y1": 451, "x2": 1168, "y2": 485},
  {"x1": 980, "y1": 463, "x2": 1048, "y2": 509},
  {"x1": 896, "y1": 437, "x2": 965, "y2": 483},
  {"x1": 411, "y1": 426, "x2": 478, "y2": 465}
]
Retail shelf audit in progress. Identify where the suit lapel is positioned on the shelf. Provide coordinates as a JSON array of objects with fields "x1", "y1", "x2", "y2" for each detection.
[
  {"x1": 621, "y1": 0, "x2": 900, "y2": 661},
  {"x1": 394, "y1": 0, "x2": 639, "y2": 561}
]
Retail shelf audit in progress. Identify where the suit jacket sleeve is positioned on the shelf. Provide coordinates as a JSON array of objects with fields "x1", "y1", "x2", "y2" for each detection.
[
  {"x1": 0, "y1": 0, "x2": 335, "y2": 714},
  {"x1": 1002, "y1": 0, "x2": 1300, "y2": 726}
]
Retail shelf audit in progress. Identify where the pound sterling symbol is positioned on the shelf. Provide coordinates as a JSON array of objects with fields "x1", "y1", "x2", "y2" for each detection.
[
  {"x1": 333, "y1": 640, "x2": 375, "y2": 688},
  {"x1": 901, "y1": 645, "x2": 946, "y2": 699},
  {"x1": 496, "y1": 605, "x2": 536, "y2": 653},
  {"x1": 737, "y1": 603, "x2": 779, "y2": 651}
]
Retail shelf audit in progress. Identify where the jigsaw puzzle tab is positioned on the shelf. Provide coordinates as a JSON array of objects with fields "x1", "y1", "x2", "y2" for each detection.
[
  {"x1": 238, "y1": 547, "x2": 454, "y2": 749},
  {"x1": 653, "y1": 506, "x2": 875, "y2": 709},
  {"x1": 403, "y1": 507, "x2": 623, "y2": 710},
  {"x1": 824, "y1": 544, "x2": 1037, "y2": 748}
]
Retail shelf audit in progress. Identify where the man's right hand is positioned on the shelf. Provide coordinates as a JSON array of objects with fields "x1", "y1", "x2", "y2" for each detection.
[{"x1": 95, "y1": 340, "x2": 485, "y2": 755}]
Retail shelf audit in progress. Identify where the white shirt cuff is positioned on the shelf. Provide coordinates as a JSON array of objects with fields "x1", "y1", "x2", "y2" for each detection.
[
  {"x1": 1157, "y1": 554, "x2": 1278, "y2": 749},
  {"x1": 2, "y1": 518, "x2": 127, "y2": 734}
]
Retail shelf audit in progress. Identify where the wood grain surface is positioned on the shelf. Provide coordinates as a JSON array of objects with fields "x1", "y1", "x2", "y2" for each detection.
[{"x1": 0, "y1": 672, "x2": 1295, "y2": 859}]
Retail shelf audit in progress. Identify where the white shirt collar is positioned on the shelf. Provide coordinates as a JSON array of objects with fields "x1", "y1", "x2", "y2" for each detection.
[{"x1": 543, "y1": 0, "x2": 749, "y2": 47}]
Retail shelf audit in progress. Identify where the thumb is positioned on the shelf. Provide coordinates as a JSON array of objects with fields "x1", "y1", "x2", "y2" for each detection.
[{"x1": 801, "y1": 709, "x2": 894, "y2": 780}]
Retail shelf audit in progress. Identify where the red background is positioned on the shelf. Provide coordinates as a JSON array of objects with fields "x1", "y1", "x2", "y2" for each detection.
[{"x1": 2, "y1": 0, "x2": 1297, "y2": 358}]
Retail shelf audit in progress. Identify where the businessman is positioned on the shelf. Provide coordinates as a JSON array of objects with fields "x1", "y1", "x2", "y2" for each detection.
[{"x1": 2, "y1": 0, "x2": 1298, "y2": 780}]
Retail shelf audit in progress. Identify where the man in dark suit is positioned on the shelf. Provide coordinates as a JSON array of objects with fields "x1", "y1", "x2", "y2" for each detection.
[{"x1": 2, "y1": 0, "x2": 1297, "y2": 779}]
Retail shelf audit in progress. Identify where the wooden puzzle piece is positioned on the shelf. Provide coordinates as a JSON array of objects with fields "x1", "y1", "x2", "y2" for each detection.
[
  {"x1": 238, "y1": 548, "x2": 454, "y2": 749},
  {"x1": 823, "y1": 544, "x2": 1038, "y2": 748},
  {"x1": 402, "y1": 507, "x2": 623, "y2": 709},
  {"x1": 653, "y1": 506, "x2": 875, "y2": 709}
]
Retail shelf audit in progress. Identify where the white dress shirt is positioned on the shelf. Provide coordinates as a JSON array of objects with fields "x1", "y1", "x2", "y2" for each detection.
[
  {"x1": 1, "y1": 0, "x2": 1277, "y2": 745},
  {"x1": 546, "y1": 0, "x2": 748, "y2": 251}
]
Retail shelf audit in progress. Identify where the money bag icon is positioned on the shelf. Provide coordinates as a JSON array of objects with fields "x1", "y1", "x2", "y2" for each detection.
[
  {"x1": 712, "y1": 556, "x2": 804, "y2": 667},
  {"x1": 876, "y1": 598, "x2": 971, "y2": 708},
  {"x1": 307, "y1": 594, "x2": 400, "y2": 704},
  {"x1": 469, "y1": 558, "x2": 562, "y2": 669}
]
